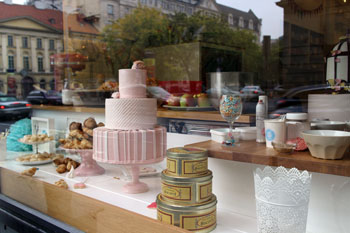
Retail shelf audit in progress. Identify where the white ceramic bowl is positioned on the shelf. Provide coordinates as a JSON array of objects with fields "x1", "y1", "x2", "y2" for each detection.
[
  {"x1": 302, "y1": 130, "x2": 350, "y2": 160},
  {"x1": 311, "y1": 121, "x2": 347, "y2": 131}
]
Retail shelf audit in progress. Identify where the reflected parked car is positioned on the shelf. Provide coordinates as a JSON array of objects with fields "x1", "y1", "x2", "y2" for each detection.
[
  {"x1": 240, "y1": 86, "x2": 265, "y2": 99},
  {"x1": 26, "y1": 90, "x2": 62, "y2": 105},
  {"x1": 0, "y1": 96, "x2": 32, "y2": 119},
  {"x1": 270, "y1": 84, "x2": 334, "y2": 116}
]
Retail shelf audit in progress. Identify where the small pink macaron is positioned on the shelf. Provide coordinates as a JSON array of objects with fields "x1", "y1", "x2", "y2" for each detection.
[{"x1": 74, "y1": 182, "x2": 86, "y2": 189}]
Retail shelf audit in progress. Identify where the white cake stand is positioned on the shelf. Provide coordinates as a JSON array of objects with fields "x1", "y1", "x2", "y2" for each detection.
[
  {"x1": 120, "y1": 157, "x2": 164, "y2": 194},
  {"x1": 122, "y1": 165, "x2": 149, "y2": 194}
]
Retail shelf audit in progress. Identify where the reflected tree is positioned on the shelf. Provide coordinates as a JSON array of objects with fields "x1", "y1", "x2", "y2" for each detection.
[{"x1": 101, "y1": 7, "x2": 263, "y2": 79}]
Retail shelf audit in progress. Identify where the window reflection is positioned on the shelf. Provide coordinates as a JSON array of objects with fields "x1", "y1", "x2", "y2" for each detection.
[{"x1": 0, "y1": 0, "x2": 347, "y2": 118}]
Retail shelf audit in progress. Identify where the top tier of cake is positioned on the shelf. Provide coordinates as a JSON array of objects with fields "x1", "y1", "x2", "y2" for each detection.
[
  {"x1": 119, "y1": 69, "x2": 147, "y2": 98},
  {"x1": 105, "y1": 62, "x2": 157, "y2": 130}
]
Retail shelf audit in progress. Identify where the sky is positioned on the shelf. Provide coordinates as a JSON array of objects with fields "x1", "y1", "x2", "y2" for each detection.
[
  {"x1": 217, "y1": 0, "x2": 283, "y2": 39},
  {"x1": 1, "y1": 0, "x2": 284, "y2": 39}
]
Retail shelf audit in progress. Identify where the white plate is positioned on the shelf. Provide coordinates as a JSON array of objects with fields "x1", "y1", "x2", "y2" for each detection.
[
  {"x1": 15, "y1": 159, "x2": 53, "y2": 166},
  {"x1": 18, "y1": 139, "x2": 53, "y2": 145}
]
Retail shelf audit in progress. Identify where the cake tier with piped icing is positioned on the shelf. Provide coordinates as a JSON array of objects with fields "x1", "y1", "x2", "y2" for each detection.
[
  {"x1": 119, "y1": 69, "x2": 147, "y2": 98},
  {"x1": 93, "y1": 126, "x2": 166, "y2": 165},
  {"x1": 105, "y1": 98, "x2": 157, "y2": 130}
]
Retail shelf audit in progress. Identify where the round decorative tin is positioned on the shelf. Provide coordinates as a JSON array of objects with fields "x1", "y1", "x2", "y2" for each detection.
[
  {"x1": 166, "y1": 147, "x2": 208, "y2": 177},
  {"x1": 161, "y1": 170, "x2": 212, "y2": 205},
  {"x1": 157, "y1": 194, "x2": 217, "y2": 233}
]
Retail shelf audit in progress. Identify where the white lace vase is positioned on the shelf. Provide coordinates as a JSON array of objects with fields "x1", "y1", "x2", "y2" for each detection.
[{"x1": 254, "y1": 166, "x2": 312, "y2": 233}]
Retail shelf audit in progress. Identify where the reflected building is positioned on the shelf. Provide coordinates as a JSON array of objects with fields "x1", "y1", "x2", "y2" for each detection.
[
  {"x1": 0, "y1": 1, "x2": 99, "y2": 97},
  {"x1": 73, "y1": 0, "x2": 261, "y2": 38},
  {"x1": 277, "y1": 0, "x2": 350, "y2": 88},
  {"x1": 0, "y1": 2, "x2": 63, "y2": 97}
]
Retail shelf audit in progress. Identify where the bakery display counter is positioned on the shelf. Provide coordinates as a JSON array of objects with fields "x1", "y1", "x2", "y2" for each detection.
[
  {"x1": 1, "y1": 133, "x2": 348, "y2": 233},
  {"x1": 0, "y1": 167, "x2": 186, "y2": 233},
  {"x1": 185, "y1": 140, "x2": 350, "y2": 177},
  {"x1": 0, "y1": 134, "x2": 258, "y2": 233},
  {"x1": 31, "y1": 105, "x2": 254, "y2": 124}
]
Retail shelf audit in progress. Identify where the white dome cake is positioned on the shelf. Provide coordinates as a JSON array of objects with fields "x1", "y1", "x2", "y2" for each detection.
[{"x1": 93, "y1": 61, "x2": 166, "y2": 167}]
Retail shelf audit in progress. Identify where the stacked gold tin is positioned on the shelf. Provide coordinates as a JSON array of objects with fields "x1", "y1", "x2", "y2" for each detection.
[{"x1": 157, "y1": 147, "x2": 217, "y2": 233}]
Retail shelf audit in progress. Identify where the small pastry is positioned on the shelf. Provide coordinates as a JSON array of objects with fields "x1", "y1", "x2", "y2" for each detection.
[
  {"x1": 84, "y1": 117, "x2": 97, "y2": 129},
  {"x1": 82, "y1": 127, "x2": 93, "y2": 137},
  {"x1": 69, "y1": 130, "x2": 84, "y2": 140},
  {"x1": 83, "y1": 132, "x2": 90, "y2": 139},
  {"x1": 21, "y1": 167, "x2": 37, "y2": 177},
  {"x1": 54, "y1": 179, "x2": 68, "y2": 189},
  {"x1": 74, "y1": 177, "x2": 88, "y2": 189},
  {"x1": 30, "y1": 135, "x2": 38, "y2": 142},
  {"x1": 53, "y1": 158, "x2": 63, "y2": 167},
  {"x1": 80, "y1": 139, "x2": 92, "y2": 149},
  {"x1": 56, "y1": 164, "x2": 67, "y2": 174},
  {"x1": 73, "y1": 183, "x2": 86, "y2": 189},
  {"x1": 69, "y1": 122, "x2": 82, "y2": 131},
  {"x1": 97, "y1": 122, "x2": 105, "y2": 127}
]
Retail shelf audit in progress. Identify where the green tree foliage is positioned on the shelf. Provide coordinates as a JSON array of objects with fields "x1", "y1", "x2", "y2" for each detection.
[{"x1": 101, "y1": 6, "x2": 262, "y2": 78}]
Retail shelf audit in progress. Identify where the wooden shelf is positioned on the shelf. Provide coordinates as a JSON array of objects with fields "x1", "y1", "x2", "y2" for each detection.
[
  {"x1": 157, "y1": 108, "x2": 253, "y2": 124},
  {"x1": 32, "y1": 105, "x2": 254, "y2": 124},
  {"x1": 185, "y1": 140, "x2": 350, "y2": 177},
  {"x1": 32, "y1": 105, "x2": 105, "y2": 114}
]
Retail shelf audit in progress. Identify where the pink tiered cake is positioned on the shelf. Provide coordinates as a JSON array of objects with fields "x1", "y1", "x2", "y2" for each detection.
[{"x1": 93, "y1": 62, "x2": 166, "y2": 166}]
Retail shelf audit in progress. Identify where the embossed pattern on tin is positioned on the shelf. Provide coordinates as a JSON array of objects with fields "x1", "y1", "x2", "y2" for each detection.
[
  {"x1": 157, "y1": 209, "x2": 174, "y2": 225},
  {"x1": 180, "y1": 210, "x2": 216, "y2": 231},
  {"x1": 199, "y1": 182, "x2": 212, "y2": 201},
  {"x1": 161, "y1": 182, "x2": 192, "y2": 201},
  {"x1": 166, "y1": 158, "x2": 177, "y2": 174},
  {"x1": 183, "y1": 159, "x2": 208, "y2": 175}
]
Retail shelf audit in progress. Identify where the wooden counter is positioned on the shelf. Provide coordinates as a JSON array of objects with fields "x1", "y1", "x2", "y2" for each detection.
[
  {"x1": 185, "y1": 140, "x2": 350, "y2": 177},
  {"x1": 0, "y1": 168, "x2": 187, "y2": 233},
  {"x1": 32, "y1": 105, "x2": 254, "y2": 124}
]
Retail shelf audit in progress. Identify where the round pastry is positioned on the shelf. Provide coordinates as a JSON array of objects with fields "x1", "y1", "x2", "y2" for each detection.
[
  {"x1": 83, "y1": 127, "x2": 93, "y2": 137},
  {"x1": 97, "y1": 122, "x2": 105, "y2": 127},
  {"x1": 84, "y1": 117, "x2": 97, "y2": 129},
  {"x1": 83, "y1": 132, "x2": 90, "y2": 140},
  {"x1": 69, "y1": 122, "x2": 82, "y2": 131}
]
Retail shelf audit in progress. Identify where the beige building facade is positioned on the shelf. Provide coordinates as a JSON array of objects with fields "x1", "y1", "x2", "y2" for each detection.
[{"x1": 0, "y1": 11, "x2": 63, "y2": 97}]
